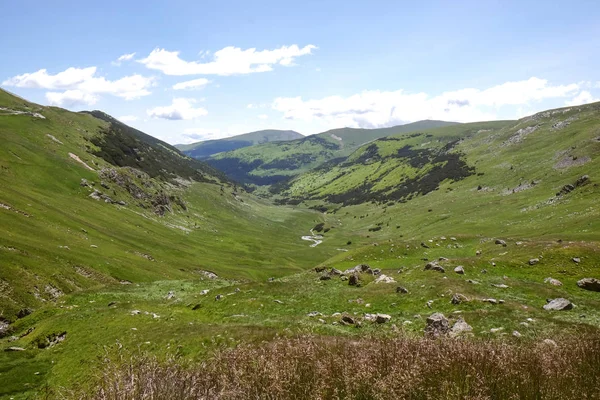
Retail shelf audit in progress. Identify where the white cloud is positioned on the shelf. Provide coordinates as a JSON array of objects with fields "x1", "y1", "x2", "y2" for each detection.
[
  {"x1": 272, "y1": 77, "x2": 582, "y2": 128},
  {"x1": 2, "y1": 66, "x2": 154, "y2": 105},
  {"x1": 565, "y1": 91, "x2": 598, "y2": 106},
  {"x1": 147, "y1": 98, "x2": 208, "y2": 120},
  {"x1": 46, "y1": 90, "x2": 98, "y2": 107},
  {"x1": 258, "y1": 114, "x2": 268, "y2": 119},
  {"x1": 172, "y1": 78, "x2": 210, "y2": 90},
  {"x1": 181, "y1": 128, "x2": 222, "y2": 143},
  {"x1": 112, "y1": 52, "x2": 136, "y2": 66},
  {"x1": 118, "y1": 115, "x2": 138, "y2": 122},
  {"x1": 138, "y1": 44, "x2": 316, "y2": 76}
]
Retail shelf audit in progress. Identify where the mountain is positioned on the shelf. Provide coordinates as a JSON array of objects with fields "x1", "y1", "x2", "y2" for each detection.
[
  {"x1": 206, "y1": 120, "x2": 459, "y2": 188},
  {"x1": 0, "y1": 88, "x2": 328, "y2": 322},
  {"x1": 3, "y1": 89, "x2": 600, "y2": 399},
  {"x1": 176, "y1": 129, "x2": 303, "y2": 159}
]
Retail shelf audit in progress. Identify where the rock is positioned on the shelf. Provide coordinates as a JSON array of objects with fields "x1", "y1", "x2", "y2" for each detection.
[
  {"x1": 476, "y1": 250, "x2": 482, "y2": 256},
  {"x1": 451, "y1": 293, "x2": 468, "y2": 305},
  {"x1": 330, "y1": 268, "x2": 342, "y2": 276},
  {"x1": 100, "y1": 181, "x2": 110, "y2": 189},
  {"x1": 425, "y1": 313, "x2": 449, "y2": 337},
  {"x1": 490, "y1": 327, "x2": 504, "y2": 333},
  {"x1": 426, "y1": 300, "x2": 434, "y2": 308},
  {"x1": 421, "y1": 242, "x2": 430, "y2": 249},
  {"x1": 454, "y1": 266, "x2": 465, "y2": 274},
  {"x1": 107, "y1": 301, "x2": 117, "y2": 307},
  {"x1": 513, "y1": 331, "x2": 522, "y2": 338},
  {"x1": 273, "y1": 300, "x2": 284, "y2": 304},
  {"x1": 529, "y1": 258, "x2": 540, "y2": 265},
  {"x1": 492, "y1": 284, "x2": 509, "y2": 288},
  {"x1": 542, "y1": 339, "x2": 558, "y2": 347},
  {"x1": 374, "y1": 274, "x2": 396, "y2": 284},
  {"x1": 215, "y1": 295, "x2": 223, "y2": 301},
  {"x1": 192, "y1": 304, "x2": 202, "y2": 310},
  {"x1": 343, "y1": 264, "x2": 373, "y2": 275},
  {"x1": 572, "y1": 257, "x2": 581, "y2": 264},
  {"x1": 495, "y1": 239, "x2": 507, "y2": 247},
  {"x1": 314, "y1": 266, "x2": 327, "y2": 273},
  {"x1": 318, "y1": 318, "x2": 326, "y2": 324},
  {"x1": 80, "y1": 178, "x2": 90, "y2": 187},
  {"x1": 320, "y1": 275, "x2": 331, "y2": 281},
  {"x1": 424, "y1": 262, "x2": 445, "y2": 273},
  {"x1": 577, "y1": 278, "x2": 600, "y2": 292},
  {"x1": 439, "y1": 257, "x2": 449, "y2": 261},
  {"x1": 341, "y1": 315, "x2": 356, "y2": 325},
  {"x1": 543, "y1": 298, "x2": 573, "y2": 311},
  {"x1": 348, "y1": 274, "x2": 360, "y2": 286},
  {"x1": 467, "y1": 279, "x2": 480, "y2": 285},
  {"x1": 117, "y1": 200, "x2": 127, "y2": 206},
  {"x1": 307, "y1": 311, "x2": 322, "y2": 317},
  {"x1": 544, "y1": 277, "x2": 563, "y2": 286},
  {"x1": 483, "y1": 298, "x2": 498, "y2": 304},
  {"x1": 5, "y1": 347, "x2": 26, "y2": 352},
  {"x1": 199, "y1": 289, "x2": 209, "y2": 295},
  {"x1": 481, "y1": 269, "x2": 488, "y2": 274},
  {"x1": 340, "y1": 275, "x2": 348, "y2": 281},
  {"x1": 449, "y1": 318, "x2": 472, "y2": 337},
  {"x1": 396, "y1": 286, "x2": 409, "y2": 294},
  {"x1": 199, "y1": 270, "x2": 218, "y2": 280},
  {"x1": 375, "y1": 314, "x2": 391, "y2": 324},
  {"x1": 131, "y1": 310, "x2": 141, "y2": 315},
  {"x1": 165, "y1": 291, "x2": 175, "y2": 300},
  {"x1": 372, "y1": 268, "x2": 381, "y2": 276}
]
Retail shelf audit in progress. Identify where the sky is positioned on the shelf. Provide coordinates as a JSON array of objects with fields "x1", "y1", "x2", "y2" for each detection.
[{"x1": 1, "y1": 0, "x2": 599, "y2": 145}]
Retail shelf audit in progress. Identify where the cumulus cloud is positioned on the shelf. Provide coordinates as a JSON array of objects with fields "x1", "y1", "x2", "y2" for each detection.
[
  {"x1": 172, "y1": 78, "x2": 210, "y2": 90},
  {"x1": 2, "y1": 66, "x2": 154, "y2": 104},
  {"x1": 138, "y1": 44, "x2": 316, "y2": 76},
  {"x1": 272, "y1": 77, "x2": 582, "y2": 128},
  {"x1": 46, "y1": 90, "x2": 98, "y2": 107},
  {"x1": 118, "y1": 115, "x2": 138, "y2": 122},
  {"x1": 147, "y1": 98, "x2": 208, "y2": 120},
  {"x1": 565, "y1": 91, "x2": 598, "y2": 106}
]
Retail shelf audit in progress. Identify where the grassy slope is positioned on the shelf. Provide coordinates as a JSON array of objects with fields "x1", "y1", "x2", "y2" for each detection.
[
  {"x1": 2, "y1": 94, "x2": 600, "y2": 399},
  {"x1": 0, "y1": 90, "x2": 334, "y2": 319},
  {"x1": 207, "y1": 120, "x2": 459, "y2": 187},
  {"x1": 176, "y1": 130, "x2": 303, "y2": 159}
]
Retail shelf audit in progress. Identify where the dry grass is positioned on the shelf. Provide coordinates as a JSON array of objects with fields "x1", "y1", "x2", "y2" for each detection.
[{"x1": 66, "y1": 335, "x2": 600, "y2": 400}]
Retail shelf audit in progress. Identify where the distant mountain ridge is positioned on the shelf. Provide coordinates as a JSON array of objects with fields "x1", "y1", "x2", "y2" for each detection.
[
  {"x1": 206, "y1": 120, "x2": 461, "y2": 188},
  {"x1": 176, "y1": 129, "x2": 303, "y2": 159}
]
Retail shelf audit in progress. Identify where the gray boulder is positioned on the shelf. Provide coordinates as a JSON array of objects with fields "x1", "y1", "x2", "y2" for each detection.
[
  {"x1": 544, "y1": 277, "x2": 563, "y2": 286},
  {"x1": 449, "y1": 318, "x2": 473, "y2": 337},
  {"x1": 348, "y1": 274, "x2": 360, "y2": 286},
  {"x1": 543, "y1": 298, "x2": 573, "y2": 311},
  {"x1": 396, "y1": 286, "x2": 409, "y2": 294},
  {"x1": 529, "y1": 258, "x2": 540, "y2": 265},
  {"x1": 451, "y1": 293, "x2": 468, "y2": 305},
  {"x1": 425, "y1": 313, "x2": 449, "y2": 337},
  {"x1": 495, "y1": 239, "x2": 507, "y2": 247},
  {"x1": 577, "y1": 278, "x2": 600, "y2": 292},
  {"x1": 454, "y1": 266, "x2": 465, "y2": 275},
  {"x1": 424, "y1": 262, "x2": 445, "y2": 273}
]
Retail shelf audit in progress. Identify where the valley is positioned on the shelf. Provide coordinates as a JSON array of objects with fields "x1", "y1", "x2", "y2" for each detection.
[{"x1": 1, "y1": 88, "x2": 600, "y2": 399}]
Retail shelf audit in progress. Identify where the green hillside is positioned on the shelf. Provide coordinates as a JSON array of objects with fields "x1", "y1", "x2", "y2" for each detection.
[
  {"x1": 176, "y1": 129, "x2": 303, "y2": 159},
  {"x1": 2, "y1": 90, "x2": 600, "y2": 399},
  {"x1": 207, "y1": 120, "x2": 459, "y2": 188}
]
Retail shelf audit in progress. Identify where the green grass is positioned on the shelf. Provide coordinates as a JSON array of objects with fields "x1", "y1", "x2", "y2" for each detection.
[{"x1": 1, "y1": 90, "x2": 600, "y2": 399}]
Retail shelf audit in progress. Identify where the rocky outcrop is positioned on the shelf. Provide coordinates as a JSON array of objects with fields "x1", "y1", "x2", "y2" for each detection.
[
  {"x1": 543, "y1": 298, "x2": 573, "y2": 311},
  {"x1": 425, "y1": 313, "x2": 449, "y2": 337},
  {"x1": 577, "y1": 278, "x2": 600, "y2": 292}
]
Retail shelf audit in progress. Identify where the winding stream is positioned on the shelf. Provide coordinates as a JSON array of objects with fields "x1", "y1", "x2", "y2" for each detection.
[{"x1": 301, "y1": 229, "x2": 323, "y2": 247}]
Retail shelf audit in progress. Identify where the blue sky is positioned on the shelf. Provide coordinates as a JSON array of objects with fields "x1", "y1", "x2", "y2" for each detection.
[{"x1": 2, "y1": 0, "x2": 599, "y2": 144}]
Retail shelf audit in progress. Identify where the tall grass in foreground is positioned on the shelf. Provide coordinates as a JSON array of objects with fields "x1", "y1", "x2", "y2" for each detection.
[{"x1": 68, "y1": 335, "x2": 600, "y2": 400}]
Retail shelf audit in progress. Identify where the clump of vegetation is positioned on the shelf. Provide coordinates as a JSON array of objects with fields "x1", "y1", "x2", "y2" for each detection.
[{"x1": 71, "y1": 334, "x2": 600, "y2": 399}]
